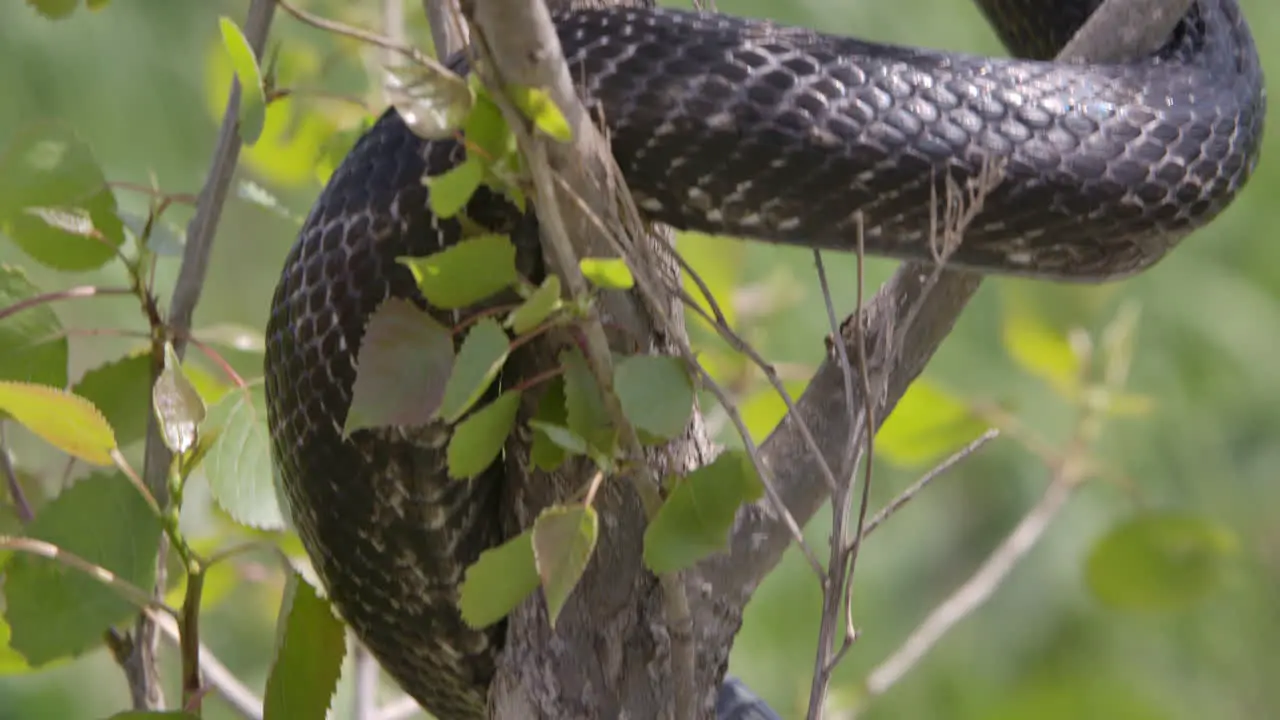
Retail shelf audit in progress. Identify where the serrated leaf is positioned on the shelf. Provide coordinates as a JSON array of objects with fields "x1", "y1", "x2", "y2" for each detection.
[
  {"x1": 448, "y1": 390, "x2": 521, "y2": 480},
  {"x1": 152, "y1": 343, "x2": 206, "y2": 454},
  {"x1": 561, "y1": 348, "x2": 613, "y2": 454},
  {"x1": 459, "y1": 530, "x2": 538, "y2": 629},
  {"x1": 579, "y1": 257, "x2": 634, "y2": 290},
  {"x1": 1085, "y1": 513, "x2": 1238, "y2": 613},
  {"x1": 1002, "y1": 302, "x2": 1082, "y2": 395},
  {"x1": 530, "y1": 378, "x2": 570, "y2": 470},
  {"x1": 398, "y1": 233, "x2": 518, "y2": 310},
  {"x1": 201, "y1": 383, "x2": 285, "y2": 530},
  {"x1": 264, "y1": 571, "x2": 346, "y2": 720},
  {"x1": 507, "y1": 275, "x2": 562, "y2": 335},
  {"x1": 0, "y1": 124, "x2": 123, "y2": 271},
  {"x1": 507, "y1": 85, "x2": 572, "y2": 142},
  {"x1": 614, "y1": 354, "x2": 693, "y2": 442},
  {"x1": 532, "y1": 505, "x2": 597, "y2": 628},
  {"x1": 219, "y1": 17, "x2": 266, "y2": 145},
  {"x1": 643, "y1": 451, "x2": 763, "y2": 573},
  {"x1": 344, "y1": 298, "x2": 454, "y2": 435},
  {"x1": 385, "y1": 63, "x2": 474, "y2": 140},
  {"x1": 528, "y1": 419, "x2": 588, "y2": 457},
  {"x1": 0, "y1": 381, "x2": 115, "y2": 465},
  {"x1": 875, "y1": 380, "x2": 988, "y2": 468},
  {"x1": 426, "y1": 157, "x2": 484, "y2": 219},
  {"x1": 3, "y1": 472, "x2": 161, "y2": 665},
  {"x1": 0, "y1": 265, "x2": 68, "y2": 387},
  {"x1": 440, "y1": 319, "x2": 510, "y2": 423},
  {"x1": 72, "y1": 352, "x2": 151, "y2": 447}
]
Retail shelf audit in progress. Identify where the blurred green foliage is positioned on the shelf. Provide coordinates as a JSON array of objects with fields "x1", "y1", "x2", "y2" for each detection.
[{"x1": 0, "y1": 0, "x2": 1278, "y2": 718}]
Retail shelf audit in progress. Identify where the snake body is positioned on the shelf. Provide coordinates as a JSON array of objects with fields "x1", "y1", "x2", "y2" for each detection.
[{"x1": 264, "y1": 2, "x2": 1265, "y2": 718}]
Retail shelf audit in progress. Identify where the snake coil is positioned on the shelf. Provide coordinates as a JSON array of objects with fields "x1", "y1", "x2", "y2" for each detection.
[{"x1": 265, "y1": 2, "x2": 1265, "y2": 717}]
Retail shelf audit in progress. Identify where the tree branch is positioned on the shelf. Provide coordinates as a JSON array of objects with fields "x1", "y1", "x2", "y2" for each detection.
[{"x1": 125, "y1": 0, "x2": 276, "y2": 711}]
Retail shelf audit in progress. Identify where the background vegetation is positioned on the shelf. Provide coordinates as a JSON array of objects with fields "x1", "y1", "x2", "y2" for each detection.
[{"x1": 1, "y1": 0, "x2": 1277, "y2": 718}]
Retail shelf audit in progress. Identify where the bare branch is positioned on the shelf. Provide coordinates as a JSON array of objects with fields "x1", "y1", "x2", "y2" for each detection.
[
  {"x1": 424, "y1": 0, "x2": 468, "y2": 58},
  {"x1": 154, "y1": 612, "x2": 265, "y2": 720}
]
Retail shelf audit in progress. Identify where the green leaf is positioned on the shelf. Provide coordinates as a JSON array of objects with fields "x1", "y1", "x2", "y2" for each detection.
[
  {"x1": 464, "y1": 92, "x2": 517, "y2": 163},
  {"x1": 579, "y1": 257, "x2": 634, "y2": 290},
  {"x1": 0, "y1": 381, "x2": 115, "y2": 465},
  {"x1": 440, "y1": 319, "x2": 510, "y2": 423},
  {"x1": 562, "y1": 348, "x2": 613, "y2": 454},
  {"x1": 384, "y1": 63, "x2": 474, "y2": 140},
  {"x1": 71, "y1": 352, "x2": 151, "y2": 448},
  {"x1": 448, "y1": 390, "x2": 522, "y2": 480},
  {"x1": 0, "y1": 265, "x2": 68, "y2": 387},
  {"x1": 426, "y1": 157, "x2": 484, "y2": 219},
  {"x1": 0, "y1": 618, "x2": 31, "y2": 674},
  {"x1": 614, "y1": 354, "x2": 693, "y2": 442},
  {"x1": 26, "y1": 0, "x2": 78, "y2": 19},
  {"x1": 874, "y1": 380, "x2": 988, "y2": 468},
  {"x1": 264, "y1": 572, "x2": 346, "y2": 720},
  {"x1": 1002, "y1": 301, "x2": 1082, "y2": 395},
  {"x1": 218, "y1": 16, "x2": 266, "y2": 145},
  {"x1": 458, "y1": 530, "x2": 539, "y2": 629},
  {"x1": 344, "y1": 298, "x2": 454, "y2": 435},
  {"x1": 1085, "y1": 512, "x2": 1238, "y2": 613},
  {"x1": 507, "y1": 85, "x2": 573, "y2": 142},
  {"x1": 531, "y1": 505, "x2": 597, "y2": 628},
  {"x1": 643, "y1": 451, "x2": 763, "y2": 573},
  {"x1": 530, "y1": 378, "x2": 570, "y2": 470},
  {"x1": 3, "y1": 472, "x2": 162, "y2": 665},
  {"x1": 528, "y1": 420, "x2": 589, "y2": 457},
  {"x1": 0, "y1": 124, "x2": 124, "y2": 271},
  {"x1": 507, "y1": 275, "x2": 562, "y2": 335},
  {"x1": 201, "y1": 383, "x2": 285, "y2": 530},
  {"x1": 152, "y1": 343, "x2": 206, "y2": 454},
  {"x1": 398, "y1": 233, "x2": 518, "y2": 309}
]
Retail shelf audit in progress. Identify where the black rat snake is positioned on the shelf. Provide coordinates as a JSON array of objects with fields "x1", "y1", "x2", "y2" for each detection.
[{"x1": 263, "y1": 1, "x2": 1265, "y2": 717}]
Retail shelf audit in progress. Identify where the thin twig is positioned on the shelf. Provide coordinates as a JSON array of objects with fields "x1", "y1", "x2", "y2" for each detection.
[
  {"x1": 0, "y1": 285, "x2": 133, "y2": 324},
  {"x1": 127, "y1": 0, "x2": 277, "y2": 710},
  {"x1": 153, "y1": 611, "x2": 265, "y2": 720},
  {"x1": 0, "y1": 536, "x2": 180, "y2": 617},
  {"x1": 0, "y1": 424, "x2": 33, "y2": 524}
]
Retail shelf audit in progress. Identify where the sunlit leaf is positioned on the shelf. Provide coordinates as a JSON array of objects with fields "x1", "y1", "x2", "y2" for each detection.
[
  {"x1": 532, "y1": 505, "x2": 597, "y2": 628},
  {"x1": 263, "y1": 572, "x2": 346, "y2": 720},
  {"x1": 579, "y1": 257, "x2": 634, "y2": 291},
  {"x1": 426, "y1": 157, "x2": 484, "y2": 219},
  {"x1": 643, "y1": 451, "x2": 763, "y2": 573},
  {"x1": 219, "y1": 16, "x2": 266, "y2": 145},
  {"x1": 459, "y1": 530, "x2": 538, "y2": 629},
  {"x1": 26, "y1": 0, "x2": 78, "y2": 19},
  {"x1": 875, "y1": 380, "x2": 988, "y2": 468},
  {"x1": 1085, "y1": 512, "x2": 1238, "y2": 613},
  {"x1": 201, "y1": 383, "x2": 285, "y2": 530},
  {"x1": 153, "y1": 343, "x2": 206, "y2": 454},
  {"x1": 0, "y1": 618, "x2": 31, "y2": 674},
  {"x1": 448, "y1": 390, "x2": 521, "y2": 480},
  {"x1": 440, "y1": 319, "x2": 510, "y2": 423},
  {"x1": 614, "y1": 354, "x2": 694, "y2": 442},
  {"x1": 344, "y1": 298, "x2": 454, "y2": 435},
  {"x1": 385, "y1": 62, "x2": 474, "y2": 140},
  {"x1": 507, "y1": 275, "x2": 562, "y2": 335},
  {"x1": 72, "y1": 352, "x2": 151, "y2": 447},
  {"x1": 507, "y1": 85, "x2": 572, "y2": 142},
  {"x1": 3, "y1": 472, "x2": 161, "y2": 665},
  {"x1": 463, "y1": 92, "x2": 516, "y2": 163},
  {"x1": 0, "y1": 265, "x2": 68, "y2": 388},
  {"x1": 106, "y1": 712, "x2": 200, "y2": 719},
  {"x1": 1002, "y1": 301, "x2": 1082, "y2": 395},
  {"x1": 398, "y1": 234, "x2": 518, "y2": 309},
  {"x1": 0, "y1": 381, "x2": 115, "y2": 465}
]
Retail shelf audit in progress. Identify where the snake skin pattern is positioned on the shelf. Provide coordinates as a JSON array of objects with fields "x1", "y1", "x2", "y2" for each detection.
[{"x1": 264, "y1": 2, "x2": 1265, "y2": 718}]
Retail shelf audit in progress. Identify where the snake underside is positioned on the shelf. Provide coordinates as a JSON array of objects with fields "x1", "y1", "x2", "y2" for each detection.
[{"x1": 264, "y1": 1, "x2": 1265, "y2": 718}]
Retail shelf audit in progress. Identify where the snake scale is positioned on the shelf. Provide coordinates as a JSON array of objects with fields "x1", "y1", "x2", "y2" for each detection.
[{"x1": 264, "y1": 1, "x2": 1265, "y2": 717}]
